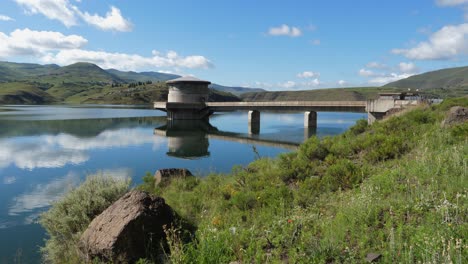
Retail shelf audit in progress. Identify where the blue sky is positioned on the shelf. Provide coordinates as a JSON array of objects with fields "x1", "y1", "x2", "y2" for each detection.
[{"x1": 0, "y1": 0, "x2": 467, "y2": 90}]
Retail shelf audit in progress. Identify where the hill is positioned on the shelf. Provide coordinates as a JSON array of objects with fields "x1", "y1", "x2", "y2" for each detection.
[
  {"x1": 0, "y1": 61, "x2": 241, "y2": 104},
  {"x1": 106, "y1": 69, "x2": 180, "y2": 83},
  {"x1": 243, "y1": 66, "x2": 468, "y2": 102},
  {"x1": 384, "y1": 66, "x2": 468, "y2": 98},
  {"x1": 0, "y1": 82, "x2": 57, "y2": 104},
  {"x1": 209, "y1": 83, "x2": 265, "y2": 96},
  {"x1": 0, "y1": 61, "x2": 59, "y2": 82},
  {"x1": 240, "y1": 87, "x2": 381, "y2": 101}
]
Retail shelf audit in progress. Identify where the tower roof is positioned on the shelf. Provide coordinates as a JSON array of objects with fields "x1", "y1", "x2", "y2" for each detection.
[{"x1": 166, "y1": 76, "x2": 211, "y2": 84}]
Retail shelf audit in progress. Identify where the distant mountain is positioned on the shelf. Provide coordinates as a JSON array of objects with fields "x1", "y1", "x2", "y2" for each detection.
[
  {"x1": 0, "y1": 61, "x2": 242, "y2": 104},
  {"x1": 209, "y1": 84, "x2": 265, "y2": 96},
  {"x1": 106, "y1": 69, "x2": 180, "y2": 82},
  {"x1": 384, "y1": 66, "x2": 468, "y2": 97},
  {"x1": 139, "y1": 71, "x2": 181, "y2": 81},
  {"x1": 240, "y1": 88, "x2": 373, "y2": 102},
  {"x1": 0, "y1": 61, "x2": 59, "y2": 82}
]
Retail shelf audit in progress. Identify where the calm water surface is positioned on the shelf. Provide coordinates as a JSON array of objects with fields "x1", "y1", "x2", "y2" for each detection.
[{"x1": 0, "y1": 105, "x2": 366, "y2": 263}]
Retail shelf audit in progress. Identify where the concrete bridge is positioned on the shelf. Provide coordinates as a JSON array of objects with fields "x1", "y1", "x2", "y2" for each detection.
[{"x1": 154, "y1": 77, "x2": 421, "y2": 134}]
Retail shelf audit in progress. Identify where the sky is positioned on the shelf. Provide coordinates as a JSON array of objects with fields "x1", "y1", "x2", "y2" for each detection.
[{"x1": 0, "y1": 0, "x2": 467, "y2": 90}]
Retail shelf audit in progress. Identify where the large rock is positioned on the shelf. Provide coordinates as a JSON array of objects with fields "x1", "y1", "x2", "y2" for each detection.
[
  {"x1": 442, "y1": 106, "x2": 467, "y2": 126},
  {"x1": 79, "y1": 190, "x2": 175, "y2": 263},
  {"x1": 154, "y1": 168, "x2": 193, "y2": 187}
]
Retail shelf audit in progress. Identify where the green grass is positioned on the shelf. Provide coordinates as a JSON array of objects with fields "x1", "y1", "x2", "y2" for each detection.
[
  {"x1": 138, "y1": 98, "x2": 467, "y2": 263},
  {"x1": 0, "y1": 82, "x2": 57, "y2": 104}
]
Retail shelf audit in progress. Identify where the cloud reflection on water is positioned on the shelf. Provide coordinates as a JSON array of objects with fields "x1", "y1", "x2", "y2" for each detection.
[
  {"x1": 0, "y1": 128, "x2": 164, "y2": 170},
  {"x1": 5, "y1": 168, "x2": 132, "y2": 227}
]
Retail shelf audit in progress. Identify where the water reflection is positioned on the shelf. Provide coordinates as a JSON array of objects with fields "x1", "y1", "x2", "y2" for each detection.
[
  {"x1": 154, "y1": 120, "x2": 301, "y2": 160},
  {"x1": 0, "y1": 117, "x2": 167, "y2": 170},
  {"x1": 154, "y1": 120, "x2": 216, "y2": 159},
  {"x1": 0, "y1": 106, "x2": 367, "y2": 263}
]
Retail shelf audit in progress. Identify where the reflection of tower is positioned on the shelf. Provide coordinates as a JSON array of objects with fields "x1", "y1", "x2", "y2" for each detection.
[{"x1": 154, "y1": 120, "x2": 217, "y2": 159}]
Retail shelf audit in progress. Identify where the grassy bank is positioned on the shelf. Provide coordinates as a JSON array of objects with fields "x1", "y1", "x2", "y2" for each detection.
[
  {"x1": 41, "y1": 98, "x2": 467, "y2": 263},
  {"x1": 140, "y1": 98, "x2": 467, "y2": 263}
]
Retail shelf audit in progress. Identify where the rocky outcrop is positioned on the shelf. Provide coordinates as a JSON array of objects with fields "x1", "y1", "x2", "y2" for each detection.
[
  {"x1": 442, "y1": 106, "x2": 467, "y2": 126},
  {"x1": 154, "y1": 168, "x2": 193, "y2": 186},
  {"x1": 79, "y1": 190, "x2": 175, "y2": 263}
]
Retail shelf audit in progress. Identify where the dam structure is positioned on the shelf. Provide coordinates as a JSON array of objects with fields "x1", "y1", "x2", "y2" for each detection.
[{"x1": 154, "y1": 77, "x2": 421, "y2": 133}]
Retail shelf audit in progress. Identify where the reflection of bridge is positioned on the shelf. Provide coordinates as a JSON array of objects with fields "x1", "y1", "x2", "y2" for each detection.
[{"x1": 153, "y1": 120, "x2": 301, "y2": 159}]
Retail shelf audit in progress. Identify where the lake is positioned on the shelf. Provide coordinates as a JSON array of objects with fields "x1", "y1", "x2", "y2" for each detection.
[{"x1": 0, "y1": 105, "x2": 366, "y2": 263}]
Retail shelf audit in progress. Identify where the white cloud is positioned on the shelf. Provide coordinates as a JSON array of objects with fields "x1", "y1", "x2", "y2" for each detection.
[
  {"x1": 297, "y1": 71, "x2": 320, "y2": 78},
  {"x1": 366, "y1": 61, "x2": 388, "y2": 69},
  {"x1": 368, "y1": 73, "x2": 413, "y2": 85},
  {"x1": 337, "y1": 80, "x2": 347, "y2": 86},
  {"x1": 15, "y1": 0, "x2": 78, "y2": 27},
  {"x1": 279, "y1": 81, "x2": 297, "y2": 89},
  {"x1": 0, "y1": 15, "x2": 14, "y2": 21},
  {"x1": 0, "y1": 28, "x2": 87, "y2": 58},
  {"x1": 392, "y1": 23, "x2": 468, "y2": 60},
  {"x1": 254, "y1": 79, "x2": 321, "y2": 91},
  {"x1": 41, "y1": 49, "x2": 213, "y2": 70},
  {"x1": 74, "y1": 6, "x2": 132, "y2": 32},
  {"x1": 359, "y1": 68, "x2": 378, "y2": 77},
  {"x1": 436, "y1": 0, "x2": 468, "y2": 6},
  {"x1": 399, "y1": 62, "x2": 419, "y2": 73},
  {"x1": 359, "y1": 61, "x2": 417, "y2": 85},
  {"x1": 0, "y1": 28, "x2": 212, "y2": 70},
  {"x1": 310, "y1": 39, "x2": 321, "y2": 45},
  {"x1": 15, "y1": 0, "x2": 132, "y2": 32},
  {"x1": 268, "y1": 24, "x2": 302, "y2": 37}
]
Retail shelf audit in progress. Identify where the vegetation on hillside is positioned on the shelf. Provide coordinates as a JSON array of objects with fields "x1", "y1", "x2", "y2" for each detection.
[
  {"x1": 40, "y1": 98, "x2": 467, "y2": 263},
  {"x1": 385, "y1": 66, "x2": 468, "y2": 98},
  {"x1": 135, "y1": 98, "x2": 466, "y2": 263}
]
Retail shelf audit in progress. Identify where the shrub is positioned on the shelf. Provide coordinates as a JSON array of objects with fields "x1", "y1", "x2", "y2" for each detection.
[
  {"x1": 40, "y1": 174, "x2": 131, "y2": 263},
  {"x1": 348, "y1": 118, "x2": 368, "y2": 135},
  {"x1": 322, "y1": 159, "x2": 361, "y2": 191}
]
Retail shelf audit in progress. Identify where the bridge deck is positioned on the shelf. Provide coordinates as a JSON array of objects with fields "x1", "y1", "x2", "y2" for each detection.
[{"x1": 155, "y1": 101, "x2": 367, "y2": 113}]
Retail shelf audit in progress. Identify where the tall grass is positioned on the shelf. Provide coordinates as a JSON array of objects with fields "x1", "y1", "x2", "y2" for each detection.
[{"x1": 40, "y1": 174, "x2": 130, "y2": 263}]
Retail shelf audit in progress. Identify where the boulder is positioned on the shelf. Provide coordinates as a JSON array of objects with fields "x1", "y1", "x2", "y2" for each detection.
[
  {"x1": 79, "y1": 190, "x2": 175, "y2": 263},
  {"x1": 365, "y1": 252, "x2": 382, "y2": 262},
  {"x1": 442, "y1": 106, "x2": 467, "y2": 126},
  {"x1": 154, "y1": 168, "x2": 193, "y2": 186}
]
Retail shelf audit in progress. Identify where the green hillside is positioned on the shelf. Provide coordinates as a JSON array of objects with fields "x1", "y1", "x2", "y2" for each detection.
[
  {"x1": 242, "y1": 66, "x2": 468, "y2": 101},
  {"x1": 107, "y1": 69, "x2": 180, "y2": 83},
  {"x1": 0, "y1": 61, "x2": 240, "y2": 104},
  {"x1": 0, "y1": 82, "x2": 57, "y2": 104},
  {"x1": 0, "y1": 61, "x2": 59, "y2": 82},
  {"x1": 240, "y1": 87, "x2": 379, "y2": 101},
  {"x1": 384, "y1": 66, "x2": 468, "y2": 98},
  {"x1": 210, "y1": 83, "x2": 265, "y2": 96}
]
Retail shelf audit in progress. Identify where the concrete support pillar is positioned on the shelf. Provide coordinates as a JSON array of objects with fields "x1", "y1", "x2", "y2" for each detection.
[
  {"x1": 367, "y1": 112, "x2": 386, "y2": 124},
  {"x1": 248, "y1": 110, "x2": 260, "y2": 134},
  {"x1": 304, "y1": 127, "x2": 317, "y2": 141},
  {"x1": 304, "y1": 111, "x2": 317, "y2": 128}
]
